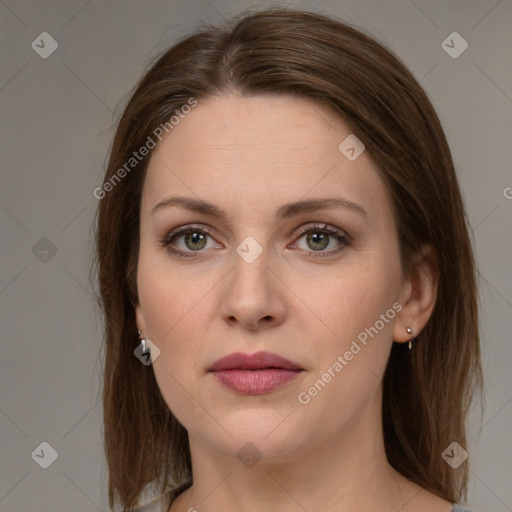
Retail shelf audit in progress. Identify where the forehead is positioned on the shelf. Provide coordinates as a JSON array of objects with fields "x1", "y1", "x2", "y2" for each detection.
[
  {"x1": 151, "y1": 94, "x2": 349, "y2": 166},
  {"x1": 142, "y1": 94, "x2": 389, "y2": 223}
]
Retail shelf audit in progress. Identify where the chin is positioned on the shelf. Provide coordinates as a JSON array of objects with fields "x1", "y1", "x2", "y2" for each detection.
[{"x1": 194, "y1": 409, "x2": 312, "y2": 463}]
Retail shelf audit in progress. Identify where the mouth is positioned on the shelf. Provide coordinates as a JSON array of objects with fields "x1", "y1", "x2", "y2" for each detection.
[
  {"x1": 208, "y1": 351, "x2": 304, "y2": 395},
  {"x1": 208, "y1": 351, "x2": 303, "y2": 372}
]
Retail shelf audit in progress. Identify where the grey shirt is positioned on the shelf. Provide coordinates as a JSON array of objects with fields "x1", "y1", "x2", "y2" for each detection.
[
  {"x1": 132, "y1": 491, "x2": 475, "y2": 512},
  {"x1": 452, "y1": 505, "x2": 473, "y2": 512}
]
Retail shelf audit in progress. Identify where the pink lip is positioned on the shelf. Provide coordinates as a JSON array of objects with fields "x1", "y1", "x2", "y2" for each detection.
[
  {"x1": 209, "y1": 351, "x2": 302, "y2": 372},
  {"x1": 209, "y1": 351, "x2": 304, "y2": 395}
]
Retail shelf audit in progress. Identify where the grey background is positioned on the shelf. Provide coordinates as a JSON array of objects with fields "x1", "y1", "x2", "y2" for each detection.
[{"x1": 0, "y1": 0, "x2": 511, "y2": 511}]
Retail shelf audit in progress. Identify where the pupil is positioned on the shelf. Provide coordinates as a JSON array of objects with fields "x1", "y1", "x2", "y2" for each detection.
[
  {"x1": 186, "y1": 232, "x2": 206, "y2": 250},
  {"x1": 307, "y1": 232, "x2": 328, "y2": 250}
]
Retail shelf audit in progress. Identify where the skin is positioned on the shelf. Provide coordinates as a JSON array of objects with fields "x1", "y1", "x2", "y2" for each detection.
[{"x1": 134, "y1": 94, "x2": 448, "y2": 512}]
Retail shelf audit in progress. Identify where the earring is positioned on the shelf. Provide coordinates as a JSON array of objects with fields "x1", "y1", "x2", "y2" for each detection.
[
  {"x1": 406, "y1": 327, "x2": 413, "y2": 350},
  {"x1": 138, "y1": 329, "x2": 149, "y2": 354}
]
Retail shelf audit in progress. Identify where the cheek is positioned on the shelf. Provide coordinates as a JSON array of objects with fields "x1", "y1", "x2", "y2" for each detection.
[
  {"x1": 290, "y1": 250, "x2": 402, "y2": 409},
  {"x1": 136, "y1": 252, "x2": 200, "y2": 369},
  {"x1": 137, "y1": 269, "x2": 203, "y2": 425},
  {"x1": 293, "y1": 256, "x2": 401, "y2": 345},
  {"x1": 136, "y1": 251, "x2": 216, "y2": 410},
  {"x1": 137, "y1": 244, "x2": 205, "y2": 337},
  {"x1": 294, "y1": 270, "x2": 399, "y2": 433}
]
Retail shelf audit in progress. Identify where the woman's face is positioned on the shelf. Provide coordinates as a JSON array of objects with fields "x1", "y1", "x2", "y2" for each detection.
[{"x1": 135, "y1": 94, "x2": 412, "y2": 461}]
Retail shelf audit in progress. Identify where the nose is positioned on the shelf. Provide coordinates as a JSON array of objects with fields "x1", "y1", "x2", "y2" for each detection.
[{"x1": 220, "y1": 248, "x2": 287, "y2": 332}]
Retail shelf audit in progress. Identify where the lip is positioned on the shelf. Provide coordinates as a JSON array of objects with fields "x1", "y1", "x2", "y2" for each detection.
[
  {"x1": 209, "y1": 351, "x2": 303, "y2": 372},
  {"x1": 208, "y1": 351, "x2": 304, "y2": 395}
]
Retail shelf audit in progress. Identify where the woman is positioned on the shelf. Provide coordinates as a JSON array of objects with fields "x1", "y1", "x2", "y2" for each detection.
[{"x1": 95, "y1": 9, "x2": 482, "y2": 512}]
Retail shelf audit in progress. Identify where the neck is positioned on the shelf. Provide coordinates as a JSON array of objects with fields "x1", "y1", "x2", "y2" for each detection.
[{"x1": 172, "y1": 388, "x2": 429, "y2": 512}]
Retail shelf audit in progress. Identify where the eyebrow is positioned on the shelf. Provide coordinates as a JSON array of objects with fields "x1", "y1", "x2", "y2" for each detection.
[{"x1": 151, "y1": 196, "x2": 369, "y2": 221}]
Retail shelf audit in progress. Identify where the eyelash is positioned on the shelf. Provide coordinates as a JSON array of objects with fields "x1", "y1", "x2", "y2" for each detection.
[{"x1": 159, "y1": 223, "x2": 351, "y2": 259}]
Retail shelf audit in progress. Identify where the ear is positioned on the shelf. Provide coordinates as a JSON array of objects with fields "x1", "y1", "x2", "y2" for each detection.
[{"x1": 393, "y1": 244, "x2": 439, "y2": 344}]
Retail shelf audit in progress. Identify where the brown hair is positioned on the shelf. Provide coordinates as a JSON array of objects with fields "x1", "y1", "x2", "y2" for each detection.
[{"x1": 94, "y1": 8, "x2": 482, "y2": 510}]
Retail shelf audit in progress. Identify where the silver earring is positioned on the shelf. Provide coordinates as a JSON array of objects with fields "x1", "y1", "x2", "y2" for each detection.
[
  {"x1": 406, "y1": 327, "x2": 413, "y2": 350},
  {"x1": 138, "y1": 329, "x2": 148, "y2": 354}
]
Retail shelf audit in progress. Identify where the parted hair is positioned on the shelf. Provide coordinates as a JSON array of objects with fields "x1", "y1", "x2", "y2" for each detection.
[{"x1": 94, "y1": 8, "x2": 482, "y2": 510}]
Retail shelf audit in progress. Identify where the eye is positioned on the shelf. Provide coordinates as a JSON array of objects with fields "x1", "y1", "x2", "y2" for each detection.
[
  {"x1": 159, "y1": 225, "x2": 221, "y2": 257},
  {"x1": 160, "y1": 223, "x2": 350, "y2": 259},
  {"x1": 291, "y1": 223, "x2": 350, "y2": 257}
]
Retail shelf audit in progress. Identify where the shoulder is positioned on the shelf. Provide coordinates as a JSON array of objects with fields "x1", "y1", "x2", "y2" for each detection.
[
  {"x1": 131, "y1": 490, "x2": 173, "y2": 512},
  {"x1": 451, "y1": 504, "x2": 475, "y2": 512},
  {"x1": 131, "y1": 481, "x2": 192, "y2": 512},
  {"x1": 132, "y1": 495, "x2": 475, "y2": 512}
]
